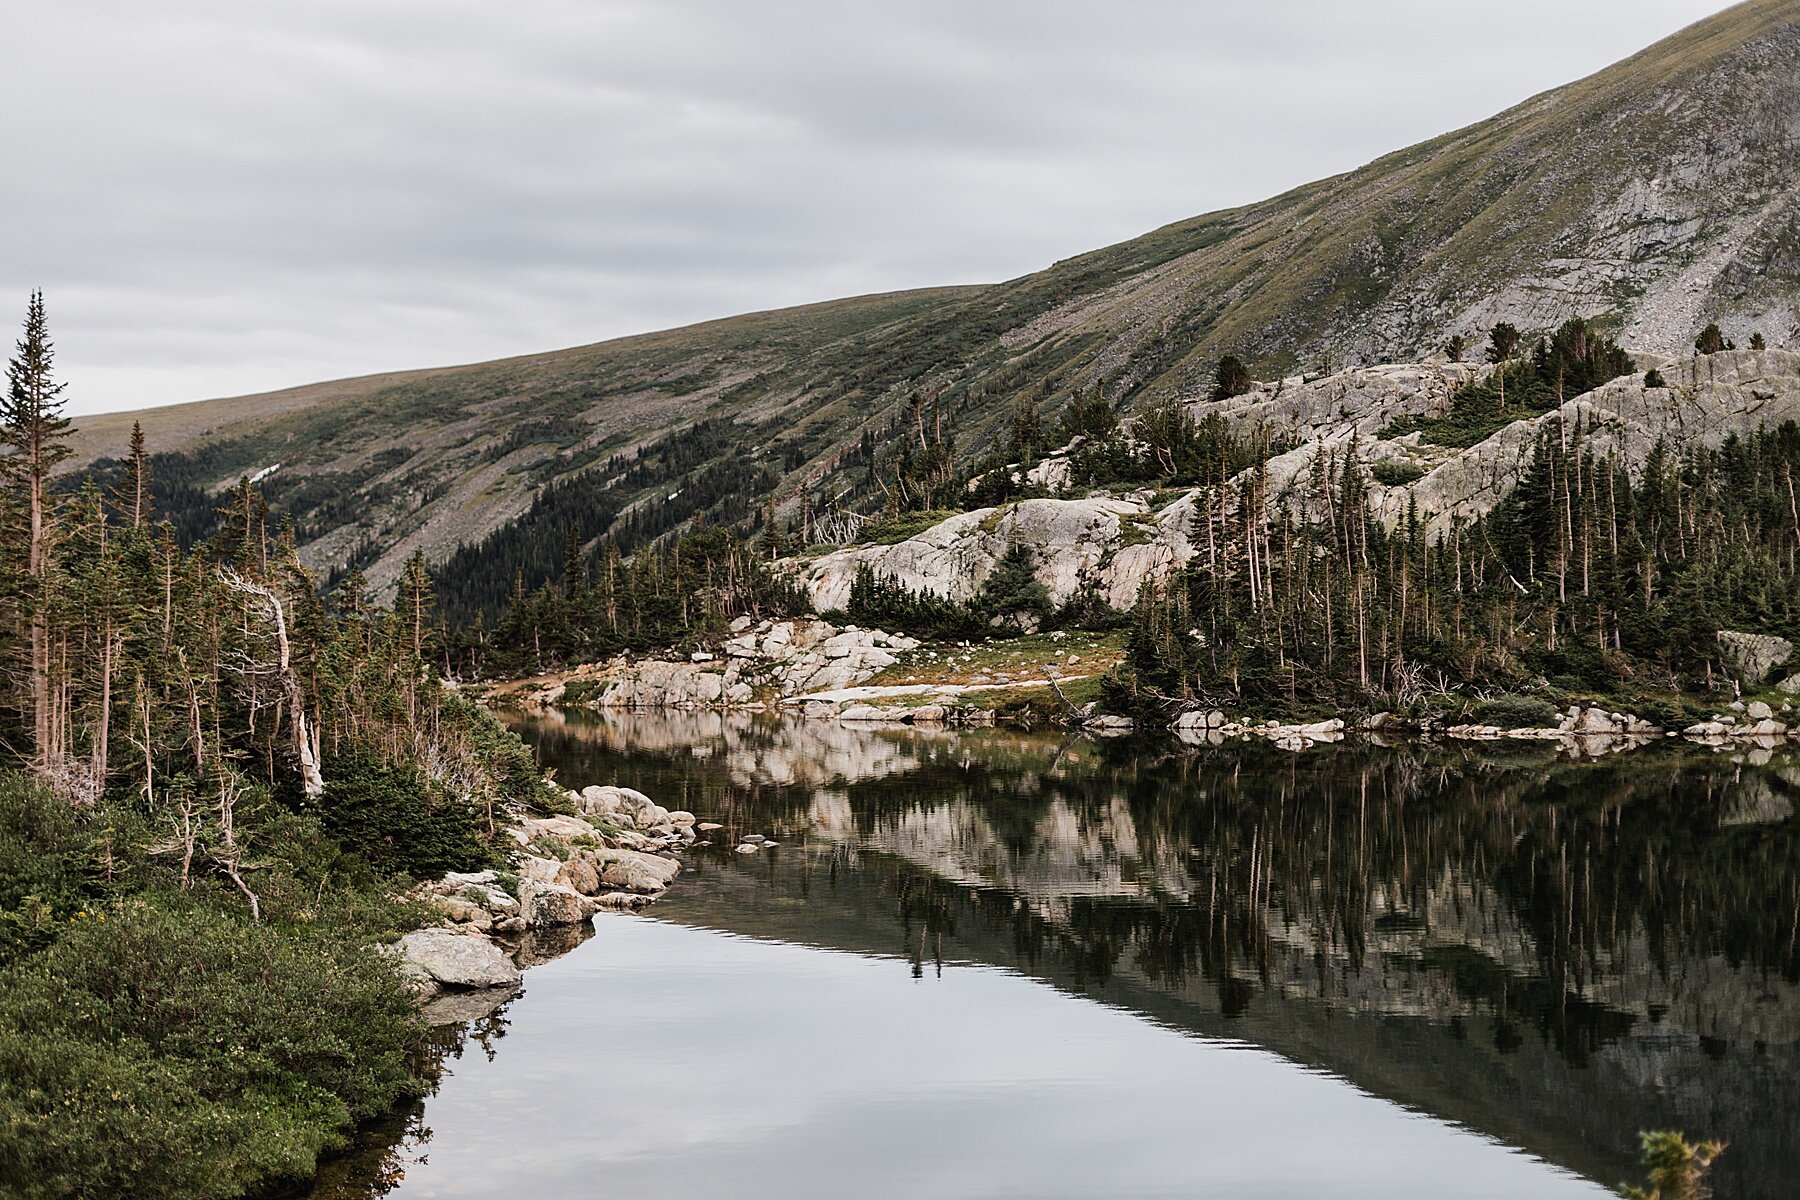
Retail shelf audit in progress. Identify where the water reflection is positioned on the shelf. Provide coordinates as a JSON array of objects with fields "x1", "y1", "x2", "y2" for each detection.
[{"x1": 517, "y1": 710, "x2": 1800, "y2": 1199}]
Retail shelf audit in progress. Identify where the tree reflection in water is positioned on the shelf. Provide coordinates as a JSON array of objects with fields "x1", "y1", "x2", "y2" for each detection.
[{"x1": 382, "y1": 710, "x2": 1800, "y2": 1199}]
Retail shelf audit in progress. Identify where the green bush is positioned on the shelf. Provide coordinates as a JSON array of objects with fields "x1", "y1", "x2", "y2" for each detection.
[
  {"x1": 1371, "y1": 460, "x2": 1427, "y2": 487},
  {"x1": 0, "y1": 776, "x2": 99, "y2": 964},
  {"x1": 0, "y1": 901, "x2": 424, "y2": 1200},
  {"x1": 318, "y1": 755, "x2": 493, "y2": 880},
  {"x1": 1471, "y1": 694, "x2": 1559, "y2": 729}
]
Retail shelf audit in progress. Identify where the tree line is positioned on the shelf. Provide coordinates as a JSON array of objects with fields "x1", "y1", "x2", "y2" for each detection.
[{"x1": 1120, "y1": 407, "x2": 1800, "y2": 715}]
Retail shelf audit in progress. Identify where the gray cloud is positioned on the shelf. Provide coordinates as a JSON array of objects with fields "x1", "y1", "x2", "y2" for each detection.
[{"x1": 0, "y1": 0, "x2": 1732, "y2": 414}]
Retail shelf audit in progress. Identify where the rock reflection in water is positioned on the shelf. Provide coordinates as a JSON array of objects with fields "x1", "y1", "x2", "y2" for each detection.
[{"x1": 514, "y1": 710, "x2": 1800, "y2": 1200}]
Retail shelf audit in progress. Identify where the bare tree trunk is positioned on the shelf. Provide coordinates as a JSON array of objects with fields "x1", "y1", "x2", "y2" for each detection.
[
  {"x1": 90, "y1": 624, "x2": 115, "y2": 798},
  {"x1": 220, "y1": 570, "x2": 325, "y2": 799}
]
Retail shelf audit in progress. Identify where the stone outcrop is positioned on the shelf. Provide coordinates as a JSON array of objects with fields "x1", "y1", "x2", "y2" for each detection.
[
  {"x1": 802, "y1": 497, "x2": 1144, "y2": 612},
  {"x1": 1717, "y1": 629, "x2": 1794, "y2": 685},
  {"x1": 514, "y1": 619, "x2": 920, "y2": 711},
  {"x1": 403, "y1": 779, "x2": 697, "y2": 1006}
]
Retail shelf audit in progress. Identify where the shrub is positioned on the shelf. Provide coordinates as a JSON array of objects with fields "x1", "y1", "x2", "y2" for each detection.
[
  {"x1": 318, "y1": 755, "x2": 493, "y2": 880},
  {"x1": 1371, "y1": 461, "x2": 1427, "y2": 487},
  {"x1": 1471, "y1": 694, "x2": 1559, "y2": 729},
  {"x1": 0, "y1": 776, "x2": 98, "y2": 965},
  {"x1": 0, "y1": 902, "x2": 424, "y2": 1200}
]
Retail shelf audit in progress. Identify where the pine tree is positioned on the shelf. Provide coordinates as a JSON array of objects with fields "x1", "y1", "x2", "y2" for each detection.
[
  {"x1": 1212, "y1": 354, "x2": 1253, "y2": 401},
  {"x1": 1695, "y1": 323, "x2": 1726, "y2": 355},
  {"x1": 396, "y1": 550, "x2": 435, "y2": 659},
  {"x1": 113, "y1": 420, "x2": 154, "y2": 529},
  {"x1": 1, "y1": 291, "x2": 74, "y2": 774}
]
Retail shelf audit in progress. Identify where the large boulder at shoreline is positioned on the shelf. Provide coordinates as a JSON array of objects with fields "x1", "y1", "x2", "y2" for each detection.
[
  {"x1": 398, "y1": 928, "x2": 522, "y2": 989},
  {"x1": 592, "y1": 847, "x2": 681, "y2": 893},
  {"x1": 519, "y1": 878, "x2": 600, "y2": 926}
]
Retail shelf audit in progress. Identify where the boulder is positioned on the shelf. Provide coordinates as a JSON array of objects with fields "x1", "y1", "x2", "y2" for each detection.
[
  {"x1": 426, "y1": 895, "x2": 494, "y2": 930},
  {"x1": 1573, "y1": 707, "x2": 1618, "y2": 735},
  {"x1": 556, "y1": 853, "x2": 601, "y2": 896},
  {"x1": 518, "y1": 878, "x2": 599, "y2": 927},
  {"x1": 1717, "y1": 630, "x2": 1794, "y2": 685},
  {"x1": 1747, "y1": 700, "x2": 1775, "y2": 721},
  {"x1": 839, "y1": 704, "x2": 908, "y2": 723},
  {"x1": 398, "y1": 928, "x2": 522, "y2": 989},
  {"x1": 517, "y1": 855, "x2": 563, "y2": 884},
  {"x1": 1086, "y1": 715, "x2": 1136, "y2": 734},
  {"x1": 593, "y1": 847, "x2": 681, "y2": 893},
  {"x1": 518, "y1": 814, "x2": 602, "y2": 843}
]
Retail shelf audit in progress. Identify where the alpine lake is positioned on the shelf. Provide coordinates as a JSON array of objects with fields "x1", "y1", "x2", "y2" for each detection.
[{"x1": 302, "y1": 710, "x2": 1800, "y2": 1199}]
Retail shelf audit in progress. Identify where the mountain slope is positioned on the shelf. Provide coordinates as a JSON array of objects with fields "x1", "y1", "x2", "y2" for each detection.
[{"x1": 71, "y1": 0, "x2": 1800, "y2": 599}]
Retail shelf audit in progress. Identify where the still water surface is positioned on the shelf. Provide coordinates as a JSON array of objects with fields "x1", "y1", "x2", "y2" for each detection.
[{"x1": 309, "y1": 712, "x2": 1800, "y2": 1198}]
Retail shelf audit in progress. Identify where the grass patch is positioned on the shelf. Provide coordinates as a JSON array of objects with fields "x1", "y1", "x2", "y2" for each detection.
[
  {"x1": 857, "y1": 509, "x2": 960, "y2": 545},
  {"x1": 1370, "y1": 460, "x2": 1427, "y2": 487},
  {"x1": 865, "y1": 630, "x2": 1128, "y2": 690}
]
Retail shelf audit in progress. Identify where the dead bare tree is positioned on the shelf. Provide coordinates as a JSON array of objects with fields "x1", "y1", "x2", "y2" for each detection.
[{"x1": 219, "y1": 568, "x2": 324, "y2": 799}]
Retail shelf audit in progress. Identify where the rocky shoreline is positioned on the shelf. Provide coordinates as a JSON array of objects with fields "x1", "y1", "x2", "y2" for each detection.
[
  {"x1": 489, "y1": 615, "x2": 1800, "y2": 762},
  {"x1": 389, "y1": 783, "x2": 708, "y2": 1020}
]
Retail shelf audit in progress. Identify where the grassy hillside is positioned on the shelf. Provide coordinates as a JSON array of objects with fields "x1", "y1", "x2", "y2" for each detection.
[{"x1": 70, "y1": 0, "x2": 1800, "y2": 608}]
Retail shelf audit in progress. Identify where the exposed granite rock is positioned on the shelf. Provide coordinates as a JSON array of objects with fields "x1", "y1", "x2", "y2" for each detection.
[
  {"x1": 518, "y1": 878, "x2": 599, "y2": 927},
  {"x1": 398, "y1": 928, "x2": 522, "y2": 990},
  {"x1": 1718, "y1": 629, "x2": 1794, "y2": 685}
]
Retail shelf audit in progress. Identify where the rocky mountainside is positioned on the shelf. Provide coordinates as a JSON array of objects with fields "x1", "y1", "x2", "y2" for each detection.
[
  {"x1": 798, "y1": 349, "x2": 1800, "y2": 611},
  {"x1": 68, "y1": 0, "x2": 1800, "y2": 598}
]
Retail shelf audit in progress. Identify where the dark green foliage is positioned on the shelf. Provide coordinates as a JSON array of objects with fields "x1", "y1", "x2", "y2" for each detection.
[
  {"x1": 1007, "y1": 397, "x2": 1044, "y2": 462},
  {"x1": 0, "y1": 297, "x2": 555, "y2": 1200},
  {"x1": 843, "y1": 563, "x2": 985, "y2": 641},
  {"x1": 0, "y1": 901, "x2": 423, "y2": 1200},
  {"x1": 1211, "y1": 354, "x2": 1252, "y2": 401},
  {"x1": 1371, "y1": 461, "x2": 1427, "y2": 486},
  {"x1": 1124, "y1": 414, "x2": 1800, "y2": 709},
  {"x1": 1059, "y1": 389, "x2": 1119, "y2": 443},
  {"x1": 431, "y1": 419, "x2": 779, "y2": 627},
  {"x1": 1750, "y1": 332, "x2": 1767, "y2": 351},
  {"x1": 1384, "y1": 318, "x2": 1635, "y2": 447},
  {"x1": 1486, "y1": 321, "x2": 1522, "y2": 364},
  {"x1": 317, "y1": 756, "x2": 493, "y2": 879},
  {"x1": 1444, "y1": 334, "x2": 1467, "y2": 361},
  {"x1": 1079, "y1": 404, "x2": 1282, "y2": 488},
  {"x1": 978, "y1": 544, "x2": 1053, "y2": 633},
  {"x1": 470, "y1": 524, "x2": 810, "y2": 675},
  {"x1": 1470, "y1": 694, "x2": 1559, "y2": 729},
  {"x1": 0, "y1": 776, "x2": 104, "y2": 964},
  {"x1": 1645, "y1": 368, "x2": 1668, "y2": 389},
  {"x1": 1696, "y1": 323, "x2": 1727, "y2": 355}
]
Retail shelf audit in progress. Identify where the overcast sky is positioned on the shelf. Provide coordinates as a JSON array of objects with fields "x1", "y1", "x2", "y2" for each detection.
[{"x1": 1, "y1": 1, "x2": 1733, "y2": 416}]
